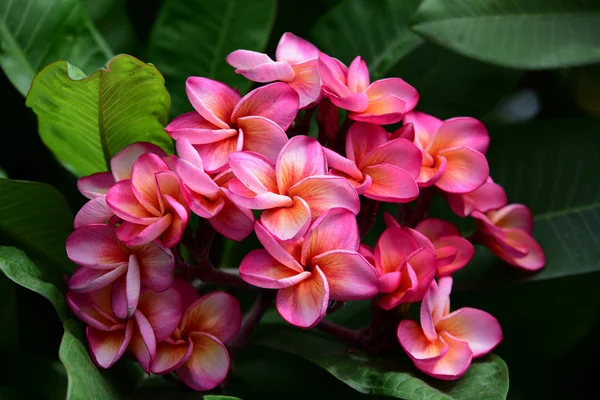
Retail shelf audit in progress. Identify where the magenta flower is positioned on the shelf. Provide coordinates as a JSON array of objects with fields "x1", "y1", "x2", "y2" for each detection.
[
  {"x1": 318, "y1": 53, "x2": 418, "y2": 124},
  {"x1": 366, "y1": 225, "x2": 436, "y2": 310},
  {"x1": 403, "y1": 111, "x2": 490, "y2": 193},
  {"x1": 67, "y1": 284, "x2": 182, "y2": 371},
  {"x1": 227, "y1": 32, "x2": 321, "y2": 108},
  {"x1": 239, "y1": 208, "x2": 379, "y2": 328},
  {"x1": 106, "y1": 153, "x2": 189, "y2": 247},
  {"x1": 228, "y1": 136, "x2": 360, "y2": 241},
  {"x1": 66, "y1": 225, "x2": 174, "y2": 319},
  {"x1": 75, "y1": 143, "x2": 167, "y2": 228},
  {"x1": 324, "y1": 122, "x2": 421, "y2": 202},
  {"x1": 398, "y1": 277, "x2": 502, "y2": 380},
  {"x1": 472, "y1": 204, "x2": 545, "y2": 271},
  {"x1": 446, "y1": 177, "x2": 507, "y2": 217},
  {"x1": 173, "y1": 138, "x2": 253, "y2": 241},
  {"x1": 151, "y1": 287, "x2": 241, "y2": 391},
  {"x1": 165, "y1": 78, "x2": 299, "y2": 173}
]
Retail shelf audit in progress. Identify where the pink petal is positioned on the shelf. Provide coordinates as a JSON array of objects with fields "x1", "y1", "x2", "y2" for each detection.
[
  {"x1": 177, "y1": 332, "x2": 230, "y2": 391},
  {"x1": 174, "y1": 159, "x2": 220, "y2": 200},
  {"x1": 366, "y1": 78, "x2": 419, "y2": 114},
  {"x1": 69, "y1": 265, "x2": 127, "y2": 293},
  {"x1": 350, "y1": 94, "x2": 406, "y2": 125},
  {"x1": 403, "y1": 248, "x2": 437, "y2": 303},
  {"x1": 417, "y1": 156, "x2": 447, "y2": 188},
  {"x1": 129, "y1": 311, "x2": 157, "y2": 373},
  {"x1": 238, "y1": 60, "x2": 295, "y2": 83},
  {"x1": 117, "y1": 215, "x2": 172, "y2": 247},
  {"x1": 437, "y1": 307, "x2": 502, "y2": 357},
  {"x1": 345, "y1": 122, "x2": 390, "y2": 165},
  {"x1": 434, "y1": 236, "x2": 474, "y2": 276},
  {"x1": 228, "y1": 151, "x2": 279, "y2": 194},
  {"x1": 397, "y1": 320, "x2": 448, "y2": 361},
  {"x1": 289, "y1": 175, "x2": 360, "y2": 219},
  {"x1": 347, "y1": 56, "x2": 370, "y2": 93},
  {"x1": 135, "y1": 241, "x2": 174, "y2": 291},
  {"x1": 87, "y1": 322, "x2": 133, "y2": 368},
  {"x1": 231, "y1": 82, "x2": 299, "y2": 130},
  {"x1": 240, "y1": 249, "x2": 310, "y2": 289},
  {"x1": 166, "y1": 112, "x2": 237, "y2": 144},
  {"x1": 360, "y1": 138, "x2": 422, "y2": 179},
  {"x1": 228, "y1": 179, "x2": 293, "y2": 210},
  {"x1": 173, "y1": 278, "x2": 200, "y2": 311},
  {"x1": 301, "y1": 208, "x2": 359, "y2": 263},
  {"x1": 180, "y1": 292, "x2": 241, "y2": 342},
  {"x1": 485, "y1": 228, "x2": 545, "y2": 271},
  {"x1": 379, "y1": 271, "x2": 401, "y2": 293},
  {"x1": 226, "y1": 50, "x2": 274, "y2": 70},
  {"x1": 186, "y1": 77, "x2": 239, "y2": 128},
  {"x1": 323, "y1": 147, "x2": 363, "y2": 181},
  {"x1": 419, "y1": 280, "x2": 440, "y2": 341},
  {"x1": 111, "y1": 255, "x2": 141, "y2": 319},
  {"x1": 435, "y1": 147, "x2": 489, "y2": 193},
  {"x1": 429, "y1": 117, "x2": 489, "y2": 155},
  {"x1": 186, "y1": 189, "x2": 225, "y2": 218},
  {"x1": 448, "y1": 177, "x2": 507, "y2": 217},
  {"x1": 374, "y1": 227, "x2": 418, "y2": 274},
  {"x1": 208, "y1": 194, "x2": 254, "y2": 241},
  {"x1": 160, "y1": 195, "x2": 189, "y2": 248},
  {"x1": 318, "y1": 52, "x2": 349, "y2": 98},
  {"x1": 415, "y1": 219, "x2": 460, "y2": 242},
  {"x1": 111, "y1": 142, "x2": 167, "y2": 182},
  {"x1": 413, "y1": 332, "x2": 473, "y2": 380},
  {"x1": 312, "y1": 250, "x2": 379, "y2": 300},
  {"x1": 276, "y1": 266, "x2": 329, "y2": 328},
  {"x1": 152, "y1": 339, "x2": 193, "y2": 374},
  {"x1": 66, "y1": 288, "x2": 116, "y2": 330},
  {"x1": 276, "y1": 32, "x2": 319, "y2": 64},
  {"x1": 289, "y1": 65, "x2": 322, "y2": 108},
  {"x1": 488, "y1": 204, "x2": 533, "y2": 232},
  {"x1": 325, "y1": 88, "x2": 369, "y2": 113},
  {"x1": 359, "y1": 244, "x2": 375, "y2": 265},
  {"x1": 403, "y1": 112, "x2": 443, "y2": 150},
  {"x1": 403, "y1": 226, "x2": 436, "y2": 252},
  {"x1": 378, "y1": 261, "x2": 419, "y2": 310},
  {"x1": 237, "y1": 116, "x2": 289, "y2": 162},
  {"x1": 131, "y1": 154, "x2": 171, "y2": 215},
  {"x1": 193, "y1": 135, "x2": 242, "y2": 174},
  {"x1": 66, "y1": 225, "x2": 127, "y2": 269},
  {"x1": 432, "y1": 277, "x2": 452, "y2": 325},
  {"x1": 276, "y1": 136, "x2": 327, "y2": 194},
  {"x1": 137, "y1": 286, "x2": 182, "y2": 342},
  {"x1": 78, "y1": 172, "x2": 115, "y2": 199},
  {"x1": 106, "y1": 180, "x2": 158, "y2": 223},
  {"x1": 253, "y1": 221, "x2": 304, "y2": 272},
  {"x1": 261, "y1": 196, "x2": 311, "y2": 241},
  {"x1": 363, "y1": 164, "x2": 419, "y2": 203},
  {"x1": 74, "y1": 195, "x2": 114, "y2": 228},
  {"x1": 392, "y1": 123, "x2": 415, "y2": 141}
]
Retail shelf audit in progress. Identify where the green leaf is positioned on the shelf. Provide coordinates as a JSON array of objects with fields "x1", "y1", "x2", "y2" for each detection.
[
  {"x1": 0, "y1": 168, "x2": 7, "y2": 178},
  {"x1": 454, "y1": 119, "x2": 600, "y2": 289},
  {"x1": 60, "y1": 319, "x2": 120, "y2": 400},
  {"x1": 147, "y1": 0, "x2": 277, "y2": 115},
  {"x1": 258, "y1": 329, "x2": 509, "y2": 399},
  {"x1": 82, "y1": 0, "x2": 135, "y2": 54},
  {"x1": 0, "y1": 179, "x2": 73, "y2": 274},
  {"x1": 0, "y1": 0, "x2": 113, "y2": 96},
  {"x1": 204, "y1": 397, "x2": 243, "y2": 400},
  {"x1": 26, "y1": 54, "x2": 173, "y2": 177},
  {"x1": 411, "y1": 0, "x2": 600, "y2": 69},
  {"x1": 310, "y1": 0, "x2": 423, "y2": 78},
  {"x1": 0, "y1": 275, "x2": 18, "y2": 351}
]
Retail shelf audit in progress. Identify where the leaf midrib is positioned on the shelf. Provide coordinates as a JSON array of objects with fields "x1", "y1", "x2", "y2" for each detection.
[
  {"x1": 413, "y1": 11, "x2": 600, "y2": 28},
  {"x1": 534, "y1": 202, "x2": 600, "y2": 221}
]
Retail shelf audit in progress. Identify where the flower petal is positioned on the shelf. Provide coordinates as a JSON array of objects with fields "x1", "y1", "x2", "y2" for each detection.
[
  {"x1": 347, "y1": 56, "x2": 370, "y2": 93},
  {"x1": 66, "y1": 288, "x2": 116, "y2": 330},
  {"x1": 403, "y1": 112, "x2": 443, "y2": 150},
  {"x1": 229, "y1": 151, "x2": 279, "y2": 194},
  {"x1": 239, "y1": 60, "x2": 296, "y2": 83},
  {"x1": 437, "y1": 308, "x2": 502, "y2": 357},
  {"x1": 111, "y1": 142, "x2": 167, "y2": 182},
  {"x1": 135, "y1": 241, "x2": 174, "y2": 291},
  {"x1": 137, "y1": 286, "x2": 183, "y2": 342},
  {"x1": 318, "y1": 52, "x2": 349, "y2": 98},
  {"x1": 434, "y1": 236, "x2": 474, "y2": 276},
  {"x1": 403, "y1": 247, "x2": 437, "y2": 303},
  {"x1": 397, "y1": 319, "x2": 448, "y2": 361},
  {"x1": 488, "y1": 204, "x2": 533, "y2": 232},
  {"x1": 227, "y1": 50, "x2": 274, "y2": 70},
  {"x1": 166, "y1": 112, "x2": 237, "y2": 144},
  {"x1": 276, "y1": 136, "x2": 327, "y2": 194},
  {"x1": 276, "y1": 266, "x2": 329, "y2": 328},
  {"x1": 111, "y1": 255, "x2": 141, "y2": 320},
  {"x1": 435, "y1": 147, "x2": 489, "y2": 193},
  {"x1": 129, "y1": 310, "x2": 157, "y2": 373},
  {"x1": 152, "y1": 339, "x2": 193, "y2": 374},
  {"x1": 174, "y1": 143, "x2": 220, "y2": 198},
  {"x1": 350, "y1": 94, "x2": 406, "y2": 125},
  {"x1": 261, "y1": 196, "x2": 311, "y2": 241},
  {"x1": 107, "y1": 180, "x2": 157, "y2": 223},
  {"x1": 237, "y1": 116, "x2": 289, "y2": 162},
  {"x1": 289, "y1": 65, "x2": 322, "y2": 108},
  {"x1": 345, "y1": 122, "x2": 390, "y2": 165},
  {"x1": 374, "y1": 226, "x2": 418, "y2": 274},
  {"x1": 74, "y1": 195, "x2": 114, "y2": 229},
  {"x1": 177, "y1": 332, "x2": 230, "y2": 391},
  {"x1": 323, "y1": 147, "x2": 363, "y2": 181},
  {"x1": 209, "y1": 194, "x2": 254, "y2": 241},
  {"x1": 301, "y1": 208, "x2": 359, "y2": 262},
  {"x1": 363, "y1": 164, "x2": 419, "y2": 203},
  {"x1": 325, "y1": 88, "x2": 369, "y2": 112},
  {"x1": 289, "y1": 175, "x2": 360, "y2": 218},
  {"x1": 231, "y1": 82, "x2": 299, "y2": 130},
  {"x1": 447, "y1": 177, "x2": 507, "y2": 217},
  {"x1": 87, "y1": 322, "x2": 132, "y2": 368},
  {"x1": 276, "y1": 32, "x2": 319, "y2": 64},
  {"x1": 78, "y1": 172, "x2": 115, "y2": 199},
  {"x1": 360, "y1": 138, "x2": 422, "y2": 179},
  {"x1": 66, "y1": 225, "x2": 127, "y2": 269},
  {"x1": 186, "y1": 77, "x2": 239, "y2": 128},
  {"x1": 180, "y1": 292, "x2": 241, "y2": 342},
  {"x1": 366, "y1": 78, "x2": 419, "y2": 114},
  {"x1": 131, "y1": 154, "x2": 170, "y2": 215},
  {"x1": 413, "y1": 332, "x2": 473, "y2": 380},
  {"x1": 116, "y1": 216, "x2": 172, "y2": 247},
  {"x1": 240, "y1": 250, "x2": 310, "y2": 289},
  {"x1": 69, "y1": 265, "x2": 127, "y2": 293},
  {"x1": 253, "y1": 221, "x2": 304, "y2": 272},
  {"x1": 160, "y1": 195, "x2": 189, "y2": 247},
  {"x1": 229, "y1": 179, "x2": 293, "y2": 210},
  {"x1": 312, "y1": 250, "x2": 379, "y2": 300},
  {"x1": 428, "y1": 117, "x2": 489, "y2": 155},
  {"x1": 417, "y1": 155, "x2": 447, "y2": 188},
  {"x1": 484, "y1": 227, "x2": 545, "y2": 271}
]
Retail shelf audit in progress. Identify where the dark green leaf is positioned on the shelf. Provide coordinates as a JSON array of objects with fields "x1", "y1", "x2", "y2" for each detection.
[
  {"x1": 0, "y1": 0, "x2": 113, "y2": 96},
  {"x1": 204, "y1": 396, "x2": 242, "y2": 400},
  {"x1": 411, "y1": 0, "x2": 600, "y2": 69},
  {"x1": 0, "y1": 180, "x2": 73, "y2": 274},
  {"x1": 257, "y1": 329, "x2": 509, "y2": 399},
  {"x1": 3, "y1": 349, "x2": 68, "y2": 400},
  {"x1": 310, "y1": 0, "x2": 423, "y2": 78},
  {"x1": 147, "y1": 0, "x2": 277, "y2": 116},
  {"x1": 0, "y1": 168, "x2": 7, "y2": 178},
  {"x1": 0, "y1": 275, "x2": 18, "y2": 351},
  {"x1": 82, "y1": 0, "x2": 135, "y2": 54},
  {"x1": 26, "y1": 54, "x2": 173, "y2": 177}
]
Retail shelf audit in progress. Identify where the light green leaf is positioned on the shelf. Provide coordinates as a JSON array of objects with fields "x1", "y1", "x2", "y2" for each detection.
[
  {"x1": 147, "y1": 0, "x2": 277, "y2": 115},
  {"x1": 411, "y1": 0, "x2": 600, "y2": 69},
  {"x1": 26, "y1": 54, "x2": 173, "y2": 177},
  {"x1": 310, "y1": 0, "x2": 423, "y2": 78},
  {"x1": 0, "y1": 179, "x2": 73, "y2": 274},
  {"x1": 258, "y1": 329, "x2": 509, "y2": 399},
  {"x1": 82, "y1": 0, "x2": 135, "y2": 54},
  {"x1": 0, "y1": 0, "x2": 113, "y2": 96},
  {"x1": 0, "y1": 168, "x2": 6, "y2": 178}
]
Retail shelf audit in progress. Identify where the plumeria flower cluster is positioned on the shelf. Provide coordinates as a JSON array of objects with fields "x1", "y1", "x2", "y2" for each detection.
[{"x1": 64, "y1": 32, "x2": 545, "y2": 390}]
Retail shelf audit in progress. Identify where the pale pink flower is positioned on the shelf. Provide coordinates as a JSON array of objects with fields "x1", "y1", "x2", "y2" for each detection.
[
  {"x1": 151, "y1": 285, "x2": 241, "y2": 391},
  {"x1": 446, "y1": 177, "x2": 507, "y2": 217},
  {"x1": 239, "y1": 208, "x2": 379, "y2": 328},
  {"x1": 75, "y1": 143, "x2": 167, "y2": 228},
  {"x1": 67, "y1": 225, "x2": 174, "y2": 319},
  {"x1": 324, "y1": 122, "x2": 420, "y2": 202},
  {"x1": 403, "y1": 111, "x2": 490, "y2": 193},
  {"x1": 319, "y1": 53, "x2": 418, "y2": 124},
  {"x1": 106, "y1": 153, "x2": 189, "y2": 247},
  {"x1": 228, "y1": 136, "x2": 359, "y2": 241},
  {"x1": 398, "y1": 277, "x2": 502, "y2": 380},
  {"x1": 173, "y1": 138, "x2": 254, "y2": 241},
  {"x1": 165, "y1": 78, "x2": 299, "y2": 173},
  {"x1": 227, "y1": 32, "x2": 321, "y2": 108},
  {"x1": 473, "y1": 204, "x2": 545, "y2": 271},
  {"x1": 67, "y1": 284, "x2": 182, "y2": 372}
]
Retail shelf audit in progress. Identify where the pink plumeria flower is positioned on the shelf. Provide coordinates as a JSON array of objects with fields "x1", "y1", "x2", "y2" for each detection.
[
  {"x1": 227, "y1": 32, "x2": 321, "y2": 108},
  {"x1": 318, "y1": 53, "x2": 418, "y2": 124},
  {"x1": 446, "y1": 177, "x2": 508, "y2": 217},
  {"x1": 239, "y1": 208, "x2": 379, "y2": 328},
  {"x1": 403, "y1": 111, "x2": 490, "y2": 193},
  {"x1": 324, "y1": 122, "x2": 421, "y2": 203},
  {"x1": 66, "y1": 225, "x2": 174, "y2": 319},
  {"x1": 472, "y1": 204, "x2": 545, "y2": 271},
  {"x1": 106, "y1": 153, "x2": 189, "y2": 248},
  {"x1": 165, "y1": 78, "x2": 299, "y2": 173},
  {"x1": 67, "y1": 284, "x2": 182, "y2": 372},
  {"x1": 367, "y1": 224, "x2": 436, "y2": 310},
  {"x1": 151, "y1": 286, "x2": 241, "y2": 391},
  {"x1": 173, "y1": 138, "x2": 254, "y2": 241},
  {"x1": 75, "y1": 143, "x2": 167, "y2": 228},
  {"x1": 228, "y1": 136, "x2": 360, "y2": 241},
  {"x1": 397, "y1": 277, "x2": 502, "y2": 380}
]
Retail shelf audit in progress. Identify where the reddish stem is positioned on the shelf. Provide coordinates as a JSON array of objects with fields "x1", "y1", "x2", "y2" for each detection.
[
  {"x1": 228, "y1": 290, "x2": 274, "y2": 350},
  {"x1": 358, "y1": 198, "x2": 380, "y2": 239},
  {"x1": 316, "y1": 319, "x2": 366, "y2": 347},
  {"x1": 405, "y1": 187, "x2": 435, "y2": 228}
]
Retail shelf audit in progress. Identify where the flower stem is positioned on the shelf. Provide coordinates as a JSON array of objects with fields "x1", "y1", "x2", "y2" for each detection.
[
  {"x1": 334, "y1": 117, "x2": 353, "y2": 154},
  {"x1": 405, "y1": 187, "x2": 435, "y2": 228},
  {"x1": 228, "y1": 290, "x2": 274, "y2": 350},
  {"x1": 316, "y1": 319, "x2": 365, "y2": 347},
  {"x1": 358, "y1": 198, "x2": 380, "y2": 239}
]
